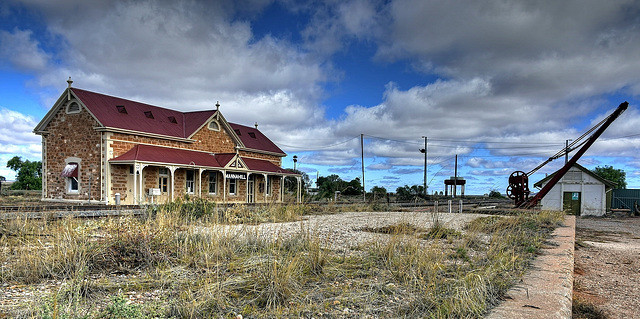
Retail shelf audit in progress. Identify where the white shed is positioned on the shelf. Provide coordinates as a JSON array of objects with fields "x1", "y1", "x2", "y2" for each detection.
[{"x1": 533, "y1": 164, "x2": 615, "y2": 216}]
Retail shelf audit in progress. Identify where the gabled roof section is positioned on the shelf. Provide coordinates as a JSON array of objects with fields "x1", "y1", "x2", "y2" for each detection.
[
  {"x1": 34, "y1": 86, "x2": 287, "y2": 155},
  {"x1": 71, "y1": 88, "x2": 204, "y2": 138},
  {"x1": 214, "y1": 153, "x2": 236, "y2": 167},
  {"x1": 533, "y1": 163, "x2": 617, "y2": 189},
  {"x1": 184, "y1": 110, "x2": 218, "y2": 137},
  {"x1": 229, "y1": 123, "x2": 285, "y2": 156},
  {"x1": 243, "y1": 157, "x2": 297, "y2": 175}
]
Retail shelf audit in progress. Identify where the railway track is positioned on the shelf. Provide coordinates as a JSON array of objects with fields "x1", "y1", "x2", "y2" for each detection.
[
  {"x1": 0, "y1": 198, "x2": 515, "y2": 220},
  {"x1": 0, "y1": 204, "x2": 145, "y2": 220}
]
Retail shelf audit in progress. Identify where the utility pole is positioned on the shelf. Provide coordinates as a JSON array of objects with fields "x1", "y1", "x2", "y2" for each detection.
[
  {"x1": 420, "y1": 136, "x2": 427, "y2": 196},
  {"x1": 361, "y1": 134, "x2": 365, "y2": 202},
  {"x1": 565, "y1": 139, "x2": 572, "y2": 164},
  {"x1": 453, "y1": 154, "x2": 458, "y2": 198}
]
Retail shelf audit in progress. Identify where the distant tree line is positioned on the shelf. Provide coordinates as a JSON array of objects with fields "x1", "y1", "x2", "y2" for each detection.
[{"x1": 289, "y1": 163, "x2": 630, "y2": 202}]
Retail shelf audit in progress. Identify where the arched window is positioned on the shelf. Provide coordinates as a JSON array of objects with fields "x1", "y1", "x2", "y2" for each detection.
[
  {"x1": 66, "y1": 101, "x2": 80, "y2": 114},
  {"x1": 208, "y1": 120, "x2": 220, "y2": 131}
]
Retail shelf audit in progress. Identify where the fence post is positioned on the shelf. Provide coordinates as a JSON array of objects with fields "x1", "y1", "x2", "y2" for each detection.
[
  {"x1": 459, "y1": 200, "x2": 463, "y2": 213},
  {"x1": 434, "y1": 201, "x2": 438, "y2": 213},
  {"x1": 448, "y1": 200, "x2": 452, "y2": 213}
]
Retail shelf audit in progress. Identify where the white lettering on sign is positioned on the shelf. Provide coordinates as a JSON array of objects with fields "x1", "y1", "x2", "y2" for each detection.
[{"x1": 226, "y1": 173, "x2": 247, "y2": 180}]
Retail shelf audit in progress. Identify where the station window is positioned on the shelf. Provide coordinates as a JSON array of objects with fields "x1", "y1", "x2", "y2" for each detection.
[
  {"x1": 229, "y1": 179, "x2": 236, "y2": 195},
  {"x1": 209, "y1": 172, "x2": 217, "y2": 194}
]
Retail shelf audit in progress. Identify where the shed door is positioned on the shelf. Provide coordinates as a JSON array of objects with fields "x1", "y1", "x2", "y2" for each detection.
[{"x1": 563, "y1": 192, "x2": 581, "y2": 216}]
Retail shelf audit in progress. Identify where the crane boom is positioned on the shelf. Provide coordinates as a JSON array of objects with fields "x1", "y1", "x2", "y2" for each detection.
[{"x1": 507, "y1": 101, "x2": 628, "y2": 208}]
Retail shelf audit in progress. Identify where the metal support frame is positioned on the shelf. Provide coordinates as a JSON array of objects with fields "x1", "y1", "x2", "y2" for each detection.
[{"x1": 520, "y1": 102, "x2": 628, "y2": 208}]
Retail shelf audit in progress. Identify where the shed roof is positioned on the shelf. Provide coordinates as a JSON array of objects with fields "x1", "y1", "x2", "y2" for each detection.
[{"x1": 533, "y1": 163, "x2": 617, "y2": 189}]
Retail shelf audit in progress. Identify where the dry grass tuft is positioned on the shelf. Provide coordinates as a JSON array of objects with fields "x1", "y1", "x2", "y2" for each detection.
[{"x1": 0, "y1": 202, "x2": 564, "y2": 318}]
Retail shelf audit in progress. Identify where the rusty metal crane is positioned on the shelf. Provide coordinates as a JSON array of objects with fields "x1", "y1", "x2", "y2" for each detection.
[{"x1": 506, "y1": 101, "x2": 628, "y2": 208}]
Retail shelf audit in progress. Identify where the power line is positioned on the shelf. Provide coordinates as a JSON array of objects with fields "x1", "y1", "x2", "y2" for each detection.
[
  {"x1": 277, "y1": 132, "x2": 639, "y2": 156},
  {"x1": 276, "y1": 135, "x2": 360, "y2": 151}
]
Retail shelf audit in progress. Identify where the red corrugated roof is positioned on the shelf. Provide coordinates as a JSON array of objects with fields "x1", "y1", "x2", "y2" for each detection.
[
  {"x1": 110, "y1": 145, "x2": 294, "y2": 174},
  {"x1": 72, "y1": 88, "x2": 285, "y2": 155},
  {"x1": 73, "y1": 88, "x2": 208, "y2": 138},
  {"x1": 229, "y1": 123, "x2": 285, "y2": 155},
  {"x1": 214, "y1": 153, "x2": 236, "y2": 167},
  {"x1": 184, "y1": 110, "x2": 217, "y2": 137},
  {"x1": 243, "y1": 158, "x2": 296, "y2": 174},
  {"x1": 110, "y1": 144, "x2": 222, "y2": 167}
]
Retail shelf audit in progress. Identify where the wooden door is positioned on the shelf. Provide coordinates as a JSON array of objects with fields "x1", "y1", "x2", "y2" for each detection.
[{"x1": 563, "y1": 192, "x2": 581, "y2": 216}]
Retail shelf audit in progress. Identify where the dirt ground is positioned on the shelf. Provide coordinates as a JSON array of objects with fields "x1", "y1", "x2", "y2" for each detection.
[{"x1": 574, "y1": 216, "x2": 640, "y2": 319}]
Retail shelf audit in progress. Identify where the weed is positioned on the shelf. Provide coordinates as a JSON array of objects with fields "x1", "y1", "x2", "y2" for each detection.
[
  {"x1": 573, "y1": 295, "x2": 608, "y2": 319},
  {"x1": 96, "y1": 294, "x2": 146, "y2": 319}
]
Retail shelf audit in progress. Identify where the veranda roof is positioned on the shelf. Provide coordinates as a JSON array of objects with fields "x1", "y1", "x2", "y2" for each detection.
[{"x1": 110, "y1": 144, "x2": 297, "y2": 175}]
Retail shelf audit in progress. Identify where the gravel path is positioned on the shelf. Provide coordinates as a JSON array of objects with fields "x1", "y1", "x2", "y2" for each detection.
[
  {"x1": 217, "y1": 211, "x2": 487, "y2": 252},
  {"x1": 574, "y1": 216, "x2": 640, "y2": 319}
]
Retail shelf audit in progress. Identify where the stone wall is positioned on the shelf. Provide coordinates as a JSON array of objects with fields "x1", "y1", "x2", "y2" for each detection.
[
  {"x1": 43, "y1": 102, "x2": 102, "y2": 201},
  {"x1": 110, "y1": 164, "x2": 129, "y2": 203},
  {"x1": 190, "y1": 124, "x2": 237, "y2": 154},
  {"x1": 110, "y1": 123, "x2": 237, "y2": 158}
]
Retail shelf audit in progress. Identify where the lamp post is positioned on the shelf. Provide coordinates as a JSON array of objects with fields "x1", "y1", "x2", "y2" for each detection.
[
  {"x1": 419, "y1": 136, "x2": 427, "y2": 196},
  {"x1": 293, "y1": 155, "x2": 298, "y2": 171}
]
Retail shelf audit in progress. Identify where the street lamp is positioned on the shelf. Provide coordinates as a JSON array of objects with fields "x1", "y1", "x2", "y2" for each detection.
[{"x1": 293, "y1": 155, "x2": 298, "y2": 171}]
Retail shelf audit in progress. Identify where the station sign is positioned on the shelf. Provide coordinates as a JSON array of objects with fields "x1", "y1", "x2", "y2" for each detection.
[{"x1": 226, "y1": 173, "x2": 247, "y2": 180}]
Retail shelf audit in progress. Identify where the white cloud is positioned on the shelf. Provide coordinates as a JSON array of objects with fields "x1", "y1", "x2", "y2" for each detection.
[
  {"x1": 11, "y1": 0, "x2": 327, "y2": 131},
  {"x1": 0, "y1": 108, "x2": 41, "y2": 179},
  {"x1": 3, "y1": 0, "x2": 640, "y2": 192},
  {"x1": 0, "y1": 29, "x2": 50, "y2": 72}
]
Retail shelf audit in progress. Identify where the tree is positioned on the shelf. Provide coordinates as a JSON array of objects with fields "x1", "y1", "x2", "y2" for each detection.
[
  {"x1": 283, "y1": 169, "x2": 310, "y2": 195},
  {"x1": 592, "y1": 165, "x2": 626, "y2": 189},
  {"x1": 488, "y1": 189, "x2": 504, "y2": 198},
  {"x1": 342, "y1": 177, "x2": 363, "y2": 195},
  {"x1": 315, "y1": 174, "x2": 363, "y2": 199},
  {"x1": 395, "y1": 184, "x2": 426, "y2": 201},
  {"x1": 370, "y1": 186, "x2": 387, "y2": 196},
  {"x1": 6, "y1": 156, "x2": 42, "y2": 190},
  {"x1": 317, "y1": 174, "x2": 342, "y2": 199}
]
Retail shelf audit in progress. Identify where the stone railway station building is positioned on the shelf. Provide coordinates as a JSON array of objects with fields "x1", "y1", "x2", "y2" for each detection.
[{"x1": 34, "y1": 79, "x2": 300, "y2": 205}]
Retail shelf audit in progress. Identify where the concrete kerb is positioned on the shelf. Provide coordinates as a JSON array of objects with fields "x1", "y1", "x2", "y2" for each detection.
[{"x1": 487, "y1": 215, "x2": 575, "y2": 319}]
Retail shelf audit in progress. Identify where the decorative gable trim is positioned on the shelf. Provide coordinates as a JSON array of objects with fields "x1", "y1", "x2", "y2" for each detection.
[
  {"x1": 187, "y1": 111, "x2": 245, "y2": 148},
  {"x1": 34, "y1": 88, "x2": 104, "y2": 134},
  {"x1": 221, "y1": 154, "x2": 247, "y2": 171}
]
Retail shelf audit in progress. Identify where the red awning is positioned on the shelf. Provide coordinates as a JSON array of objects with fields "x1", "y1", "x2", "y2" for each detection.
[{"x1": 61, "y1": 163, "x2": 78, "y2": 178}]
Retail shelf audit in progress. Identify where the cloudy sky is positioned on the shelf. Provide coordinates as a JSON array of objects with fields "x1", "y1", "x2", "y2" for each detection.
[{"x1": 1, "y1": 0, "x2": 640, "y2": 195}]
